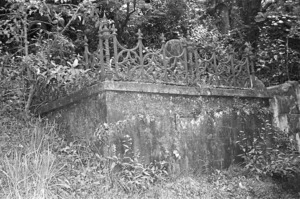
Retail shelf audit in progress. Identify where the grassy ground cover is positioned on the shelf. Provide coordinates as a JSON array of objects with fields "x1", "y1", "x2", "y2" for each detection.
[{"x1": 0, "y1": 117, "x2": 299, "y2": 199}]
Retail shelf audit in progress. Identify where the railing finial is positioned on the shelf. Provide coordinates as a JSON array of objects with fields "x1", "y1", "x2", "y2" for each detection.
[
  {"x1": 84, "y1": 35, "x2": 89, "y2": 67},
  {"x1": 103, "y1": 12, "x2": 107, "y2": 20},
  {"x1": 137, "y1": 29, "x2": 143, "y2": 40},
  {"x1": 111, "y1": 24, "x2": 117, "y2": 35},
  {"x1": 101, "y1": 12, "x2": 109, "y2": 29},
  {"x1": 160, "y1": 33, "x2": 166, "y2": 43}
]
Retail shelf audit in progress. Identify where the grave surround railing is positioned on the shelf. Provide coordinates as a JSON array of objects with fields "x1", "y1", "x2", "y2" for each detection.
[{"x1": 83, "y1": 14, "x2": 254, "y2": 89}]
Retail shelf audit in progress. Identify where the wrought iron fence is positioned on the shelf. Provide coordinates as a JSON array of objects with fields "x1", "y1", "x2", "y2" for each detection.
[{"x1": 83, "y1": 15, "x2": 254, "y2": 89}]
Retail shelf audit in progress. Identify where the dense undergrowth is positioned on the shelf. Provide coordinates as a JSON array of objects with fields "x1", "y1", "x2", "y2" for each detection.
[{"x1": 0, "y1": 115, "x2": 299, "y2": 199}]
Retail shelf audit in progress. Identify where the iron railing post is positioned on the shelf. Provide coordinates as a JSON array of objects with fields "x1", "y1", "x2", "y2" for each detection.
[
  {"x1": 99, "y1": 13, "x2": 112, "y2": 81},
  {"x1": 182, "y1": 39, "x2": 188, "y2": 84},
  {"x1": 99, "y1": 22, "x2": 105, "y2": 80},
  {"x1": 230, "y1": 52, "x2": 234, "y2": 87},
  {"x1": 249, "y1": 57, "x2": 254, "y2": 88},
  {"x1": 187, "y1": 42, "x2": 193, "y2": 84},
  {"x1": 160, "y1": 34, "x2": 167, "y2": 81},
  {"x1": 137, "y1": 29, "x2": 144, "y2": 78},
  {"x1": 112, "y1": 24, "x2": 118, "y2": 76},
  {"x1": 194, "y1": 48, "x2": 200, "y2": 84},
  {"x1": 84, "y1": 35, "x2": 89, "y2": 69}
]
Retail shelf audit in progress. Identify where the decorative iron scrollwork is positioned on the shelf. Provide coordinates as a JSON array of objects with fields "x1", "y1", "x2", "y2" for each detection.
[{"x1": 83, "y1": 17, "x2": 253, "y2": 89}]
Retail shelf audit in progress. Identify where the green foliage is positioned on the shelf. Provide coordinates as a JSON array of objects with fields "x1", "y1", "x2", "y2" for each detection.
[
  {"x1": 129, "y1": 0, "x2": 189, "y2": 48},
  {"x1": 0, "y1": 0, "x2": 104, "y2": 116},
  {"x1": 196, "y1": 0, "x2": 300, "y2": 85},
  {"x1": 205, "y1": 164, "x2": 299, "y2": 199},
  {"x1": 0, "y1": 58, "x2": 27, "y2": 119},
  {"x1": 237, "y1": 119, "x2": 300, "y2": 191},
  {"x1": 255, "y1": 1, "x2": 300, "y2": 85},
  {"x1": 189, "y1": 19, "x2": 237, "y2": 58},
  {"x1": 28, "y1": 36, "x2": 98, "y2": 106}
]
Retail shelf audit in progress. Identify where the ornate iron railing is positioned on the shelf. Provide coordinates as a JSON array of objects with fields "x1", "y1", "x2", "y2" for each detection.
[{"x1": 83, "y1": 15, "x2": 254, "y2": 89}]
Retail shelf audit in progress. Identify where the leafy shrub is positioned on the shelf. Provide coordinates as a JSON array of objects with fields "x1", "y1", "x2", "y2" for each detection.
[{"x1": 237, "y1": 119, "x2": 300, "y2": 191}]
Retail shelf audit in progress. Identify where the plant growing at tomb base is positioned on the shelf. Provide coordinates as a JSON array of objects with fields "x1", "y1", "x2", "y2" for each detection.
[
  {"x1": 93, "y1": 122, "x2": 169, "y2": 193},
  {"x1": 237, "y1": 118, "x2": 300, "y2": 191}
]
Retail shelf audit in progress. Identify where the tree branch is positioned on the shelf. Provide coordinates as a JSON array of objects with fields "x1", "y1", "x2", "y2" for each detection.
[
  {"x1": 60, "y1": 4, "x2": 81, "y2": 34},
  {"x1": 120, "y1": 0, "x2": 137, "y2": 34},
  {"x1": 262, "y1": 2, "x2": 274, "y2": 12}
]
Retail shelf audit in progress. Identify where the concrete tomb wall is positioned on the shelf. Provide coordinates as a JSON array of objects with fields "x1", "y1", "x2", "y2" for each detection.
[
  {"x1": 38, "y1": 81, "x2": 270, "y2": 173},
  {"x1": 268, "y1": 81, "x2": 300, "y2": 152}
]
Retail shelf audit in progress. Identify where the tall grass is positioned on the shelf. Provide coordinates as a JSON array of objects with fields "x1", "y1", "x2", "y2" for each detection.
[{"x1": 0, "y1": 121, "x2": 69, "y2": 199}]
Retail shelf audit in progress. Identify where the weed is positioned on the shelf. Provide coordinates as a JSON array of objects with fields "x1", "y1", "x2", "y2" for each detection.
[
  {"x1": 237, "y1": 119, "x2": 300, "y2": 192},
  {"x1": 0, "y1": 121, "x2": 69, "y2": 199}
]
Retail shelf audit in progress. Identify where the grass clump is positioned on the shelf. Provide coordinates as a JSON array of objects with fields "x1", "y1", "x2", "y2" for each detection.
[{"x1": 0, "y1": 120, "x2": 69, "y2": 199}]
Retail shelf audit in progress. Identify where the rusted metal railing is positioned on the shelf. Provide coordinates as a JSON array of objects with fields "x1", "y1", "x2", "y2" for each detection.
[{"x1": 83, "y1": 15, "x2": 253, "y2": 89}]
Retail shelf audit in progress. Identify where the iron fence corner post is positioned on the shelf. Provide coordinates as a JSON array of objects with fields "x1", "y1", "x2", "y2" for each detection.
[
  {"x1": 99, "y1": 23, "x2": 105, "y2": 81},
  {"x1": 99, "y1": 13, "x2": 112, "y2": 81},
  {"x1": 104, "y1": 34, "x2": 111, "y2": 80},
  {"x1": 112, "y1": 24, "x2": 118, "y2": 78}
]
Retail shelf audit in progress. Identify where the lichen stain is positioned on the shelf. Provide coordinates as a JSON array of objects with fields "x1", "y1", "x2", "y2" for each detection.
[
  {"x1": 277, "y1": 114, "x2": 289, "y2": 133},
  {"x1": 105, "y1": 91, "x2": 253, "y2": 170}
]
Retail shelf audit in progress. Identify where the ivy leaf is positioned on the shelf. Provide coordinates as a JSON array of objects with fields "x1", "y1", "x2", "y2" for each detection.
[{"x1": 255, "y1": 12, "x2": 266, "y2": 23}]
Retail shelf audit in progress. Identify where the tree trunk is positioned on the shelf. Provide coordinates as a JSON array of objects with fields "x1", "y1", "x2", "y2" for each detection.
[
  {"x1": 236, "y1": 0, "x2": 261, "y2": 48},
  {"x1": 217, "y1": 3, "x2": 230, "y2": 34},
  {"x1": 204, "y1": 1, "x2": 231, "y2": 34}
]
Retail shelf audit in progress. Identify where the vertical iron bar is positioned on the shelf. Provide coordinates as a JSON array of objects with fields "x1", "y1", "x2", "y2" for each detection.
[
  {"x1": 285, "y1": 37, "x2": 290, "y2": 81},
  {"x1": 188, "y1": 48, "x2": 193, "y2": 84},
  {"x1": 212, "y1": 52, "x2": 218, "y2": 85},
  {"x1": 247, "y1": 56, "x2": 253, "y2": 88},
  {"x1": 194, "y1": 49, "x2": 199, "y2": 84},
  {"x1": 99, "y1": 31, "x2": 105, "y2": 80},
  {"x1": 105, "y1": 37, "x2": 110, "y2": 79},
  {"x1": 137, "y1": 29, "x2": 144, "y2": 78},
  {"x1": 160, "y1": 34, "x2": 167, "y2": 81},
  {"x1": 84, "y1": 35, "x2": 89, "y2": 69},
  {"x1": 230, "y1": 53, "x2": 235, "y2": 87},
  {"x1": 183, "y1": 40, "x2": 188, "y2": 84}
]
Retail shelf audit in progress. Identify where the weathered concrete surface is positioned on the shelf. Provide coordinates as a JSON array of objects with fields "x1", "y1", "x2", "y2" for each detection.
[
  {"x1": 39, "y1": 81, "x2": 270, "y2": 173},
  {"x1": 268, "y1": 81, "x2": 300, "y2": 152}
]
